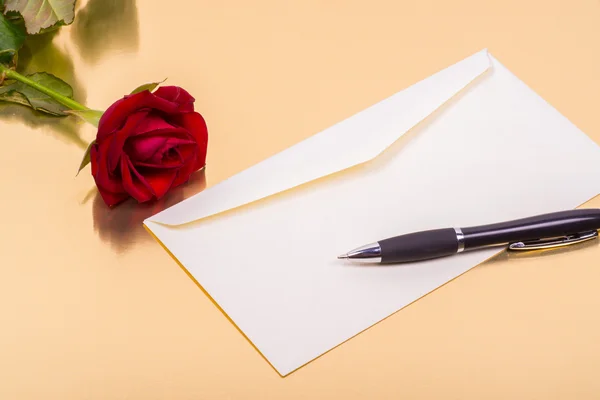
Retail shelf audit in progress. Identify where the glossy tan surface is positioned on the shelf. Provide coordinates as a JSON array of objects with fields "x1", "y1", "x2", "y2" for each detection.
[{"x1": 2, "y1": 0, "x2": 600, "y2": 398}]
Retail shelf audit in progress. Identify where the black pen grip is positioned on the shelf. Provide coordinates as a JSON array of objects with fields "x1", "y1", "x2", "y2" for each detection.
[
  {"x1": 379, "y1": 228, "x2": 458, "y2": 263},
  {"x1": 462, "y1": 209, "x2": 600, "y2": 250}
]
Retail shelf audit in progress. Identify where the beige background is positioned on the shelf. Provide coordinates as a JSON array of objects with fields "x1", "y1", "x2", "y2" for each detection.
[{"x1": 1, "y1": 0, "x2": 600, "y2": 398}]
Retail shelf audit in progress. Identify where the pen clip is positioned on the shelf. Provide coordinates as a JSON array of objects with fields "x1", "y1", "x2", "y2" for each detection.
[{"x1": 508, "y1": 230, "x2": 598, "y2": 251}]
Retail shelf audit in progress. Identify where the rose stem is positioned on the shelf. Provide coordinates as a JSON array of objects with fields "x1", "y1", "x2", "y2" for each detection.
[{"x1": 0, "y1": 64, "x2": 88, "y2": 111}]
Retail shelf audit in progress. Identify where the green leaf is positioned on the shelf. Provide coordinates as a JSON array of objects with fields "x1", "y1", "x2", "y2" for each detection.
[
  {"x1": 0, "y1": 71, "x2": 73, "y2": 115},
  {"x1": 0, "y1": 12, "x2": 25, "y2": 65},
  {"x1": 0, "y1": 86, "x2": 29, "y2": 106},
  {"x1": 77, "y1": 139, "x2": 95, "y2": 175},
  {"x1": 130, "y1": 78, "x2": 167, "y2": 95},
  {"x1": 4, "y1": 0, "x2": 76, "y2": 34},
  {"x1": 65, "y1": 109, "x2": 103, "y2": 127}
]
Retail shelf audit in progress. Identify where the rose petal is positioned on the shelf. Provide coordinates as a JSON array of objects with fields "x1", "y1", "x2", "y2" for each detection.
[
  {"x1": 91, "y1": 139, "x2": 128, "y2": 207},
  {"x1": 130, "y1": 127, "x2": 193, "y2": 141},
  {"x1": 133, "y1": 159, "x2": 183, "y2": 169},
  {"x1": 174, "y1": 148, "x2": 187, "y2": 165},
  {"x1": 143, "y1": 170, "x2": 177, "y2": 199},
  {"x1": 169, "y1": 142, "x2": 196, "y2": 163},
  {"x1": 154, "y1": 86, "x2": 195, "y2": 113},
  {"x1": 172, "y1": 156, "x2": 199, "y2": 187},
  {"x1": 168, "y1": 112, "x2": 208, "y2": 170},
  {"x1": 132, "y1": 145, "x2": 185, "y2": 169},
  {"x1": 120, "y1": 156, "x2": 154, "y2": 202},
  {"x1": 107, "y1": 111, "x2": 149, "y2": 172},
  {"x1": 97, "y1": 90, "x2": 187, "y2": 140},
  {"x1": 92, "y1": 139, "x2": 125, "y2": 194},
  {"x1": 126, "y1": 134, "x2": 195, "y2": 165},
  {"x1": 132, "y1": 113, "x2": 178, "y2": 136},
  {"x1": 127, "y1": 136, "x2": 168, "y2": 162},
  {"x1": 97, "y1": 92, "x2": 153, "y2": 140}
]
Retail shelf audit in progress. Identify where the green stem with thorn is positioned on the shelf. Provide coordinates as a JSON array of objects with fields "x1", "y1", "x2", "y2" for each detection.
[{"x1": 0, "y1": 64, "x2": 88, "y2": 111}]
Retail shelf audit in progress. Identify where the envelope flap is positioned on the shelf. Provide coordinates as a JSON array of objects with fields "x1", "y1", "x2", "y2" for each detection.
[{"x1": 146, "y1": 49, "x2": 491, "y2": 226}]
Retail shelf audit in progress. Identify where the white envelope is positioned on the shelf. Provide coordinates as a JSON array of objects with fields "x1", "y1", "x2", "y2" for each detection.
[{"x1": 144, "y1": 49, "x2": 600, "y2": 376}]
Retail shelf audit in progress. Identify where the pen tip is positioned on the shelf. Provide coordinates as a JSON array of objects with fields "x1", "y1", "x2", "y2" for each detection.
[{"x1": 337, "y1": 254, "x2": 349, "y2": 259}]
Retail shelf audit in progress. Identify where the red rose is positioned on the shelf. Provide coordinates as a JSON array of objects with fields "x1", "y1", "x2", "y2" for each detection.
[{"x1": 90, "y1": 86, "x2": 208, "y2": 207}]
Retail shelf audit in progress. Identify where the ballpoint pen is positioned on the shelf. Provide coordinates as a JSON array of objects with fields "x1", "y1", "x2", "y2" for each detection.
[{"x1": 338, "y1": 209, "x2": 600, "y2": 264}]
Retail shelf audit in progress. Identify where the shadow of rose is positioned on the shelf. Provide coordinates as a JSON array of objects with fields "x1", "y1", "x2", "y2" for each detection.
[
  {"x1": 71, "y1": 0, "x2": 140, "y2": 64},
  {"x1": 0, "y1": 104, "x2": 88, "y2": 149},
  {"x1": 92, "y1": 169, "x2": 207, "y2": 254}
]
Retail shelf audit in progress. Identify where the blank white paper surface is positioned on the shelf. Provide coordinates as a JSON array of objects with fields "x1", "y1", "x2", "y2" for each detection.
[{"x1": 145, "y1": 51, "x2": 600, "y2": 375}]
